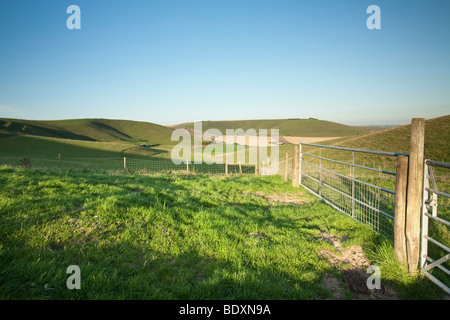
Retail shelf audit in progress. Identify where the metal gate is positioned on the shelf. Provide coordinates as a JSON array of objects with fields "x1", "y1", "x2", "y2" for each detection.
[
  {"x1": 299, "y1": 143, "x2": 408, "y2": 239},
  {"x1": 421, "y1": 159, "x2": 450, "y2": 295}
]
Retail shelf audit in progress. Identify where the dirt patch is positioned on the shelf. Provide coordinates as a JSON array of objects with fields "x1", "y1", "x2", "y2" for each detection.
[
  {"x1": 248, "y1": 232, "x2": 267, "y2": 238},
  {"x1": 243, "y1": 191, "x2": 307, "y2": 206},
  {"x1": 321, "y1": 273, "x2": 345, "y2": 300},
  {"x1": 319, "y1": 231, "x2": 398, "y2": 300}
]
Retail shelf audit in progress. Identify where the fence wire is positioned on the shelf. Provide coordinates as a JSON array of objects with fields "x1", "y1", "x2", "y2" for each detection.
[
  {"x1": 0, "y1": 156, "x2": 256, "y2": 175},
  {"x1": 300, "y1": 143, "x2": 399, "y2": 239}
]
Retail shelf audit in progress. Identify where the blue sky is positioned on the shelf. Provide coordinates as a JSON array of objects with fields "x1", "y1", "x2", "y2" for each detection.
[{"x1": 0, "y1": 0, "x2": 449, "y2": 126}]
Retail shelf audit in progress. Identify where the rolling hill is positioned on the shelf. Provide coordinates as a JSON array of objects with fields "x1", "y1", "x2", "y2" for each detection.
[
  {"x1": 0, "y1": 118, "x2": 175, "y2": 145},
  {"x1": 0, "y1": 118, "x2": 176, "y2": 161},
  {"x1": 179, "y1": 118, "x2": 378, "y2": 137},
  {"x1": 325, "y1": 115, "x2": 450, "y2": 162}
]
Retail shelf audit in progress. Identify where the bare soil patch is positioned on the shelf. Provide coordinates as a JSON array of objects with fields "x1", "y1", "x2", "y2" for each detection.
[
  {"x1": 243, "y1": 191, "x2": 308, "y2": 206},
  {"x1": 319, "y1": 231, "x2": 398, "y2": 300}
]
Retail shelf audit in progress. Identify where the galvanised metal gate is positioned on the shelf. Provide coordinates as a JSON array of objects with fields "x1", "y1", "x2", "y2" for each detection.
[
  {"x1": 421, "y1": 159, "x2": 450, "y2": 295},
  {"x1": 299, "y1": 143, "x2": 408, "y2": 239}
]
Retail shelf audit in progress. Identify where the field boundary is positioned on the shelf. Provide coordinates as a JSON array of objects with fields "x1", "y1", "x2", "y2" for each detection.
[{"x1": 0, "y1": 155, "x2": 257, "y2": 175}]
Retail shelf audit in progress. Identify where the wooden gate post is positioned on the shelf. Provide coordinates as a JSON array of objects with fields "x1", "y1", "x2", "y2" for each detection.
[
  {"x1": 292, "y1": 145, "x2": 299, "y2": 187},
  {"x1": 394, "y1": 155, "x2": 409, "y2": 264},
  {"x1": 405, "y1": 118, "x2": 425, "y2": 275},
  {"x1": 284, "y1": 152, "x2": 288, "y2": 181}
]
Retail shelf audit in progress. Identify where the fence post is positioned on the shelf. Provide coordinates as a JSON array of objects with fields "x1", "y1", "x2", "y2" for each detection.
[
  {"x1": 284, "y1": 152, "x2": 288, "y2": 181},
  {"x1": 405, "y1": 118, "x2": 425, "y2": 275},
  {"x1": 225, "y1": 162, "x2": 228, "y2": 175},
  {"x1": 420, "y1": 162, "x2": 429, "y2": 271},
  {"x1": 299, "y1": 144, "x2": 302, "y2": 186},
  {"x1": 394, "y1": 155, "x2": 409, "y2": 264},
  {"x1": 58, "y1": 153, "x2": 61, "y2": 169},
  {"x1": 124, "y1": 156, "x2": 127, "y2": 170},
  {"x1": 239, "y1": 162, "x2": 242, "y2": 175},
  {"x1": 292, "y1": 145, "x2": 299, "y2": 187},
  {"x1": 319, "y1": 148, "x2": 322, "y2": 196},
  {"x1": 351, "y1": 152, "x2": 355, "y2": 219}
]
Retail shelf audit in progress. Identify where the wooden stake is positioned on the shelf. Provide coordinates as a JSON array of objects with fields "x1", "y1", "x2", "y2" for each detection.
[
  {"x1": 284, "y1": 152, "x2": 288, "y2": 181},
  {"x1": 394, "y1": 155, "x2": 409, "y2": 264},
  {"x1": 292, "y1": 145, "x2": 299, "y2": 187},
  {"x1": 405, "y1": 118, "x2": 425, "y2": 275}
]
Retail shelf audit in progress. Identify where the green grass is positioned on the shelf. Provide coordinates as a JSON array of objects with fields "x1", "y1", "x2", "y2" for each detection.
[
  {"x1": 180, "y1": 118, "x2": 375, "y2": 138},
  {"x1": 322, "y1": 115, "x2": 450, "y2": 163},
  {"x1": 0, "y1": 118, "x2": 176, "y2": 145},
  {"x1": 0, "y1": 167, "x2": 445, "y2": 299}
]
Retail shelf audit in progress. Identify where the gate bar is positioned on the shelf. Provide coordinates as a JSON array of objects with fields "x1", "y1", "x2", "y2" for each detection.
[{"x1": 300, "y1": 143, "x2": 409, "y2": 157}]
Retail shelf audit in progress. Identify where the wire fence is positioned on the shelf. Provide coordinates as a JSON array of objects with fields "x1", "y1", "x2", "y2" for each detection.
[
  {"x1": 299, "y1": 143, "x2": 404, "y2": 239},
  {"x1": 0, "y1": 155, "x2": 257, "y2": 175}
]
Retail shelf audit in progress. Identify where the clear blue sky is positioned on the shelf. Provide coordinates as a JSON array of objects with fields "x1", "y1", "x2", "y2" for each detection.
[{"x1": 0, "y1": 0, "x2": 449, "y2": 126}]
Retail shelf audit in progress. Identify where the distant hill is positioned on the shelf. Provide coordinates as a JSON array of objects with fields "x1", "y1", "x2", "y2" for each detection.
[
  {"x1": 0, "y1": 118, "x2": 175, "y2": 145},
  {"x1": 179, "y1": 118, "x2": 377, "y2": 137},
  {"x1": 326, "y1": 115, "x2": 450, "y2": 162}
]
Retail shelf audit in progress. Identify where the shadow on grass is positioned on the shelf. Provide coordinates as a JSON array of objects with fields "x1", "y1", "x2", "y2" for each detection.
[{"x1": 0, "y1": 168, "x2": 447, "y2": 300}]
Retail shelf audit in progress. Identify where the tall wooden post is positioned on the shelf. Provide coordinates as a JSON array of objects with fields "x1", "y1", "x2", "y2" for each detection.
[
  {"x1": 394, "y1": 155, "x2": 409, "y2": 264},
  {"x1": 284, "y1": 152, "x2": 289, "y2": 181},
  {"x1": 292, "y1": 145, "x2": 299, "y2": 187},
  {"x1": 299, "y1": 144, "x2": 302, "y2": 186},
  {"x1": 405, "y1": 118, "x2": 425, "y2": 275},
  {"x1": 124, "y1": 156, "x2": 127, "y2": 170}
]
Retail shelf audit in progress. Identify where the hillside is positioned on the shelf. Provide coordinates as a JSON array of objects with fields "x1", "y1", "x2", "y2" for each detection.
[
  {"x1": 0, "y1": 118, "x2": 175, "y2": 145},
  {"x1": 326, "y1": 115, "x2": 450, "y2": 162},
  {"x1": 179, "y1": 118, "x2": 377, "y2": 137}
]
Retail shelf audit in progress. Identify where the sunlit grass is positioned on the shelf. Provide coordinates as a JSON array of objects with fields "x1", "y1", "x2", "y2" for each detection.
[{"x1": 0, "y1": 167, "x2": 444, "y2": 299}]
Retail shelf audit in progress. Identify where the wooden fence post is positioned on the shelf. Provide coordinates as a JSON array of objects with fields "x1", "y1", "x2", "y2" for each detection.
[
  {"x1": 225, "y1": 162, "x2": 228, "y2": 175},
  {"x1": 394, "y1": 155, "x2": 409, "y2": 264},
  {"x1": 284, "y1": 152, "x2": 288, "y2": 181},
  {"x1": 124, "y1": 156, "x2": 127, "y2": 170},
  {"x1": 405, "y1": 118, "x2": 425, "y2": 275},
  {"x1": 292, "y1": 145, "x2": 299, "y2": 187}
]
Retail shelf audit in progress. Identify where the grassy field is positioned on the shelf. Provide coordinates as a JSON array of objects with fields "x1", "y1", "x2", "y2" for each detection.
[
  {"x1": 180, "y1": 118, "x2": 376, "y2": 137},
  {"x1": 0, "y1": 118, "x2": 176, "y2": 145},
  {"x1": 0, "y1": 167, "x2": 445, "y2": 300}
]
